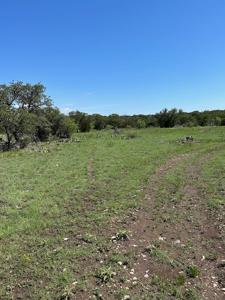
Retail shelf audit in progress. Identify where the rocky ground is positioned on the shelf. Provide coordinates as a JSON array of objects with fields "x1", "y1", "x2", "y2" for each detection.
[{"x1": 76, "y1": 150, "x2": 225, "y2": 299}]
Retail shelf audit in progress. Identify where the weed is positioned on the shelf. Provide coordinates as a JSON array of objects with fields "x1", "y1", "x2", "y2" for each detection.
[
  {"x1": 205, "y1": 251, "x2": 218, "y2": 261},
  {"x1": 145, "y1": 244, "x2": 176, "y2": 266},
  {"x1": 115, "y1": 230, "x2": 129, "y2": 241},
  {"x1": 175, "y1": 273, "x2": 186, "y2": 286},
  {"x1": 186, "y1": 265, "x2": 200, "y2": 278},
  {"x1": 151, "y1": 275, "x2": 183, "y2": 298},
  {"x1": 95, "y1": 266, "x2": 116, "y2": 283},
  {"x1": 184, "y1": 288, "x2": 199, "y2": 300},
  {"x1": 81, "y1": 233, "x2": 96, "y2": 244},
  {"x1": 109, "y1": 253, "x2": 130, "y2": 266}
]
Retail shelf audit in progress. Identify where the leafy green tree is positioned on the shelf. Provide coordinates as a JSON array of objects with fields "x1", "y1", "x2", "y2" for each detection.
[
  {"x1": 0, "y1": 82, "x2": 51, "y2": 148},
  {"x1": 79, "y1": 116, "x2": 91, "y2": 132},
  {"x1": 156, "y1": 109, "x2": 178, "y2": 128},
  {"x1": 93, "y1": 114, "x2": 106, "y2": 130},
  {"x1": 108, "y1": 114, "x2": 122, "y2": 128},
  {"x1": 69, "y1": 111, "x2": 91, "y2": 132},
  {"x1": 136, "y1": 119, "x2": 146, "y2": 128},
  {"x1": 56, "y1": 117, "x2": 77, "y2": 138}
]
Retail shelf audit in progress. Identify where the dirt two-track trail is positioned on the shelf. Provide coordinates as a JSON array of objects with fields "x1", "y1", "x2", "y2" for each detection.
[
  {"x1": 124, "y1": 152, "x2": 224, "y2": 299},
  {"x1": 80, "y1": 149, "x2": 225, "y2": 300}
]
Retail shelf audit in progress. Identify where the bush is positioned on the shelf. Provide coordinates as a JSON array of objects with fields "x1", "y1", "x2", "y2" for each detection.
[
  {"x1": 56, "y1": 117, "x2": 77, "y2": 138},
  {"x1": 19, "y1": 136, "x2": 32, "y2": 148},
  {"x1": 136, "y1": 119, "x2": 146, "y2": 129},
  {"x1": 79, "y1": 117, "x2": 91, "y2": 132}
]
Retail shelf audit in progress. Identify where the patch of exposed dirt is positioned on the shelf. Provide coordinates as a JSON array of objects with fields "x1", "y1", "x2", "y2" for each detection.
[
  {"x1": 82, "y1": 152, "x2": 225, "y2": 299},
  {"x1": 87, "y1": 159, "x2": 95, "y2": 184}
]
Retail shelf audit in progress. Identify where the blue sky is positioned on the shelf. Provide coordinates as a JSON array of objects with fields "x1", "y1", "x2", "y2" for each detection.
[{"x1": 1, "y1": 0, "x2": 225, "y2": 115}]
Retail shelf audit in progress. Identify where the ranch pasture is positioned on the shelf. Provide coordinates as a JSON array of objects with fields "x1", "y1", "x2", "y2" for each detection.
[{"x1": 0, "y1": 127, "x2": 224, "y2": 299}]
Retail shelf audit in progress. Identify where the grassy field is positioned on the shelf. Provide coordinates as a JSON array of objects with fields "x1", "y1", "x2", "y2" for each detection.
[{"x1": 0, "y1": 127, "x2": 224, "y2": 299}]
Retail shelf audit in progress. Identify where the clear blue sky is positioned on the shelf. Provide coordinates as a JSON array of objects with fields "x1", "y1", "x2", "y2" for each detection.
[{"x1": 1, "y1": 0, "x2": 225, "y2": 115}]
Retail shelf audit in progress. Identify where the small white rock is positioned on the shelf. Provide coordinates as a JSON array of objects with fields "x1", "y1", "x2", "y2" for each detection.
[{"x1": 174, "y1": 239, "x2": 181, "y2": 245}]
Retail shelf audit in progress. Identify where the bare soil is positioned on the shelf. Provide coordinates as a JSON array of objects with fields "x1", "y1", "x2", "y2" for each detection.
[{"x1": 81, "y1": 153, "x2": 225, "y2": 299}]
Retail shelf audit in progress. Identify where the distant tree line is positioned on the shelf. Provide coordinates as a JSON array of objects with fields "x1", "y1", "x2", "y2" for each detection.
[
  {"x1": 1, "y1": 82, "x2": 225, "y2": 150},
  {"x1": 68, "y1": 108, "x2": 225, "y2": 131}
]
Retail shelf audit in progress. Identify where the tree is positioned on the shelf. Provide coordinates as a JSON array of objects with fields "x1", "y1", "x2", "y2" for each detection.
[
  {"x1": 107, "y1": 114, "x2": 122, "y2": 128},
  {"x1": 69, "y1": 111, "x2": 91, "y2": 132},
  {"x1": 136, "y1": 119, "x2": 146, "y2": 129},
  {"x1": 93, "y1": 114, "x2": 106, "y2": 130},
  {"x1": 56, "y1": 117, "x2": 77, "y2": 138},
  {"x1": 79, "y1": 116, "x2": 91, "y2": 132},
  {"x1": 156, "y1": 109, "x2": 178, "y2": 128},
  {"x1": 0, "y1": 82, "x2": 52, "y2": 148}
]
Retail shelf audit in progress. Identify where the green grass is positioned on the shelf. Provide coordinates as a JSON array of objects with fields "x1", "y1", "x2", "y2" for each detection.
[
  {"x1": 0, "y1": 127, "x2": 224, "y2": 299},
  {"x1": 201, "y1": 147, "x2": 225, "y2": 208},
  {"x1": 145, "y1": 244, "x2": 176, "y2": 267}
]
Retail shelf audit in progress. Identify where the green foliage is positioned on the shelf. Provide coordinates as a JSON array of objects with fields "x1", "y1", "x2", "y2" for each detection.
[
  {"x1": 109, "y1": 253, "x2": 129, "y2": 266},
  {"x1": 184, "y1": 289, "x2": 199, "y2": 300},
  {"x1": 79, "y1": 116, "x2": 91, "y2": 132},
  {"x1": 175, "y1": 274, "x2": 186, "y2": 286},
  {"x1": 69, "y1": 108, "x2": 225, "y2": 130},
  {"x1": 45, "y1": 108, "x2": 77, "y2": 138},
  {"x1": 0, "y1": 83, "x2": 79, "y2": 150},
  {"x1": 136, "y1": 118, "x2": 146, "y2": 129},
  {"x1": 95, "y1": 266, "x2": 115, "y2": 283},
  {"x1": 145, "y1": 244, "x2": 175, "y2": 266},
  {"x1": 69, "y1": 111, "x2": 91, "y2": 132},
  {"x1": 156, "y1": 108, "x2": 178, "y2": 128},
  {"x1": 0, "y1": 82, "x2": 52, "y2": 148},
  {"x1": 57, "y1": 117, "x2": 77, "y2": 138},
  {"x1": 92, "y1": 114, "x2": 106, "y2": 130},
  {"x1": 185, "y1": 265, "x2": 200, "y2": 278},
  {"x1": 115, "y1": 230, "x2": 129, "y2": 241}
]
